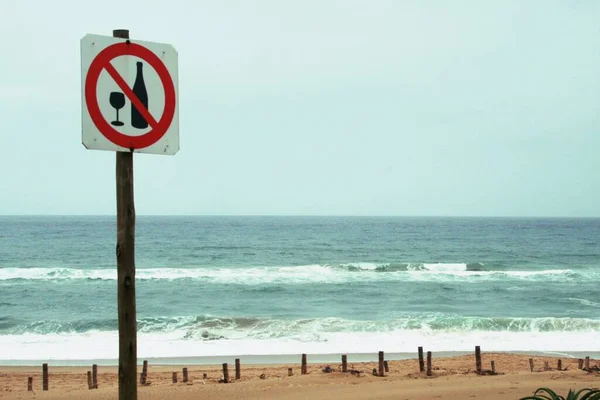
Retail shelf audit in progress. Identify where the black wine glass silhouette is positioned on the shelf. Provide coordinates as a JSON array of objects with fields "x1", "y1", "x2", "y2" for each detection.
[{"x1": 109, "y1": 92, "x2": 125, "y2": 126}]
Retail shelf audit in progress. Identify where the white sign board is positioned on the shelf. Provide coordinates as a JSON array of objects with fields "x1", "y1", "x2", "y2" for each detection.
[{"x1": 80, "y1": 34, "x2": 179, "y2": 155}]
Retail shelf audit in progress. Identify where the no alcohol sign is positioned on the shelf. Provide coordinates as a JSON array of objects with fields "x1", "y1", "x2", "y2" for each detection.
[{"x1": 80, "y1": 34, "x2": 179, "y2": 155}]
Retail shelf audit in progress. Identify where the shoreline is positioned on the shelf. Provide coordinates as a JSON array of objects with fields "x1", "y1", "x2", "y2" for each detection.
[
  {"x1": 1, "y1": 350, "x2": 600, "y2": 367},
  {"x1": 1, "y1": 352, "x2": 598, "y2": 399}
]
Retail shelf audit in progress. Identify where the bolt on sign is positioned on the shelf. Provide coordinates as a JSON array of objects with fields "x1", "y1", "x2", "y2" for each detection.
[{"x1": 80, "y1": 34, "x2": 179, "y2": 155}]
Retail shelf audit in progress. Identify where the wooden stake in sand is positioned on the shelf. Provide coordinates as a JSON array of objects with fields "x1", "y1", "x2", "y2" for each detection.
[
  {"x1": 87, "y1": 371, "x2": 93, "y2": 389},
  {"x1": 27, "y1": 377, "x2": 32, "y2": 392},
  {"x1": 301, "y1": 354, "x2": 307, "y2": 375},
  {"x1": 235, "y1": 358, "x2": 241, "y2": 380},
  {"x1": 222, "y1": 363, "x2": 229, "y2": 383},
  {"x1": 491, "y1": 361, "x2": 496, "y2": 374},
  {"x1": 585, "y1": 356, "x2": 590, "y2": 370},
  {"x1": 42, "y1": 363, "x2": 48, "y2": 391},
  {"x1": 426, "y1": 352, "x2": 432, "y2": 376},
  {"x1": 203, "y1": 373, "x2": 207, "y2": 380},
  {"x1": 378, "y1": 351, "x2": 385, "y2": 377},
  {"x1": 578, "y1": 359, "x2": 584, "y2": 369},
  {"x1": 141, "y1": 360, "x2": 148, "y2": 385},
  {"x1": 288, "y1": 368, "x2": 293, "y2": 376},
  {"x1": 384, "y1": 360, "x2": 389, "y2": 373},
  {"x1": 475, "y1": 346, "x2": 482, "y2": 374},
  {"x1": 172, "y1": 372, "x2": 177, "y2": 384},
  {"x1": 529, "y1": 358, "x2": 534, "y2": 372},
  {"x1": 182, "y1": 368, "x2": 188, "y2": 383},
  {"x1": 418, "y1": 346, "x2": 425, "y2": 372},
  {"x1": 557, "y1": 359, "x2": 562, "y2": 371},
  {"x1": 342, "y1": 355, "x2": 347, "y2": 372},
  {"x1": 92, "y1": 364, "x2": 98, "y2": 389}
]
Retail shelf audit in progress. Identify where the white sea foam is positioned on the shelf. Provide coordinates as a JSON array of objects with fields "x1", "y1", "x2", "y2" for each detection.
[
  {"x1": 1, "y1": 329, "x2": 599, "y2": 361},
  {"x1": 0, "y1": 264, "x2": 588, "y2": 284}
]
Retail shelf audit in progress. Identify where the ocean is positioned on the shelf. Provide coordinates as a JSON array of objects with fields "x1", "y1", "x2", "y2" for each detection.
[{"x1": 0, "y1": 216, "x2": 599, "y2": 365}]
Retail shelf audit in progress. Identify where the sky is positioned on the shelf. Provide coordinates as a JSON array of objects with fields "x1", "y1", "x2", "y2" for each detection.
[{"x1": 0, "y1": 0, "x2": 599, "y2": 217}]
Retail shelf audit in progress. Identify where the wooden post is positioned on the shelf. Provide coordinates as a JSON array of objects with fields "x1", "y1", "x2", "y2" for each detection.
[
  {"x1": 222, "y1": 363, "x2": 229, "y2": 383},
  {"x1": 378, "y1": 351, "x2": 384, "y2": 377},
  {"x1": 141, "y1": 360, "x2": 148, "y2": 384},
  {"x1": 418, "y1": 346, "x2": 425, "y2": 372},
  {"x1": 544, "y1": 361, "x2": 549, "y2": 371},
  {"x1": 585, "y1": 356, "x2": 590, "y2": 370},
  {"x1": 475, "y1": 346, "x2": 482, "y2": 374},
  {"x1": 182, "y1": 367, "x2": 188, "y2": 383},
  {"x1": 341, "y1": 355, "x2": 347, "y2": 373},
  {"x1": 301, "y1": 354, "x2": 307, "y2": 375},
  {"x1": 491, "y1": 360, "x2": 496, "y2": 374},
  {"x1": 384, "y1": 360, "x2": 389, "y2": 373},
  {"x1": 27, "y1": 377, "x2": 32, "y2": 392},
  {"x1": 87, "y1": 371, "x2": 93, "y2": 389},
  {"x1": 203, "y1": 373, "x2": 207, "y2": 380},
  {"x1": 288, "y1": 368, "x2": 293, "y2": 376},
  {"x1": 172, "y1": 372, "x2": 177, "y2": 384},
  {"x1": 92, "y1": 364, "x2": 98, "y2": 389},
  {"x1": 235, "y1": 358, "x2": 241, "y2": 380},
  {"x1": 113, "y1": 28, "x2": 138, "y2": 400},
  {"x1": 426, "y1": 351, "x2": 432, "y2": 376},
  {"x1": 529, "y1": 358, "x2": 534, "y2": 372},
  {"x1": 42, "y1": 363, "x2": 48, "y2": 391},
  {"x1": 557, "y1": 359, "x2": 562, "y2": 371},
  {"x1": 578, "y1": 359, "x2": 584, "y2": 369}
]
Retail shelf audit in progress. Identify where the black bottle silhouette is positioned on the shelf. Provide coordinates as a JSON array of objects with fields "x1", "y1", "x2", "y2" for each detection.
[{"x1": 131, "y1": 61, "x2": 149, "y2": 129}]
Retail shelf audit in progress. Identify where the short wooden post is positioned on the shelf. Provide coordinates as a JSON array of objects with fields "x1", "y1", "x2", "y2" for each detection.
[
  {"x1": 557, "y1": 359, "x2": 562, "y2": 371},
  {"x1": 222, "y1": 363, "x2": 229, "y2": 383},
  {"x1": 235, "y1": 358, "x2": 241, "y2": 380},
  {"x1": 578, "y1": 359, "x2": 584, "y2": 369},
  {"x1": 27, "y1": 377, "x2": 33, "y2": 392},
  {"x1": 203, "y1": 373, "x2": 207, "y2": 380},
  {"x1": 288, "y1": 367, "x2": 293, "y2": 376},
  {"x1": 544, "y1": 361, "x2": 549, "y2": 371},
  {"x1": 491, "y1": 360, "x2": 496, "y2": 374},
  {"x1": 529, "y1": 358, "x2": 534, "y2": 372},
  {"x1": 87, "y1": 371, "x2": 93, "y2": 389},
  {"x1": 342, "y1": 355, "x2": 347, "y2": 373},
  {"x1": 418, "y1": 346, "x2": 425, "y2": 372},
  {"x1": 384, "y1": 360, "x2": 389, "y2": 373},
  {"x1": 172, "y1": 372, "x2": 177, "y2": 384},
  {"x1": 301, "y1": 354, "x2": 307, "y2": 375},
  {"x1": 378, "y1": 351, "x2": 384, "y2": 377},
  {"x1": 426, "y1": 351, "x2": 432, "y2": 376},
  {"x1": 585, "y1": 356, "x2": 590, "y2": 370},
  {"x1": 475, "y1": 346, "x2": 482, "y2": 374},
  {"x1": 182, "y1": 368, "x2": 188, "y2": 383},
  {"x1": 92, "y1": 364, "x2": 98, "y2": 389},
  {"x1": 42, "y1": 363, "x2": 48, "y2": 391},
  {"x1": 141, "y1": 360, "x2": 148, "y2": 384}
]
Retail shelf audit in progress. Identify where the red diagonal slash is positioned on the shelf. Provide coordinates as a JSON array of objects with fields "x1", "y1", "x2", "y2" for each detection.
[{"x1": 104, "y1": 62, "x2": 158, "y2": 129}]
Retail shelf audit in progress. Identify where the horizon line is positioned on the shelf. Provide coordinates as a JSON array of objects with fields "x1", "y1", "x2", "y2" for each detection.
[{"x1": 1, "y1": 214, "x2": 598, "y2": 219}]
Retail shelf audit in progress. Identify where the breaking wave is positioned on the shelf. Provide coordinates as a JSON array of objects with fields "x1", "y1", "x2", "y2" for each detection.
[
  {"x1": 0, "y1": 263, "x2": 589, "y2": 284},
  {"x1": 3, "y1": 314, "x2": 600, "y2": 336}
]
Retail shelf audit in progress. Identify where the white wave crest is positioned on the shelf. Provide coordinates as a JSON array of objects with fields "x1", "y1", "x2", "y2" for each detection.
[{"x1": 0, "y1": 265, "x2": 588, "y2": 284}]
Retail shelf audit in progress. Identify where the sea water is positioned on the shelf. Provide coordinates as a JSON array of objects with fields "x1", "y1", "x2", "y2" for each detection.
[{"x1": 0, "y1": 216, "x2": 598, "y2": 364}]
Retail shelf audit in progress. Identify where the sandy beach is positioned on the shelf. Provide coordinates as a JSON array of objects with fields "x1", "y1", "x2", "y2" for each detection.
[{"x1": 1, "y1": 353, "x2": 598, "y2": 399}]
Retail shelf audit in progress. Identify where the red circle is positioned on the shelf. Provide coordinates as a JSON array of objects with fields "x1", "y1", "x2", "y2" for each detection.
[{"x1": 85, "y1": 42, "x2": 176, "y2": 149}]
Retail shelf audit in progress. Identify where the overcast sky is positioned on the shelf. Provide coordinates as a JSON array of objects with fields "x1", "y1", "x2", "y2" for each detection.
[{"x1": 1, "y1": 0, "x2": 599, "y2": 216}]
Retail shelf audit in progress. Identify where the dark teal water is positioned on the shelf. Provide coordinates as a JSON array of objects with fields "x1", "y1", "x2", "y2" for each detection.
[{"x1": 0, "y1": 216, "x2": 599, "y2": 362}]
